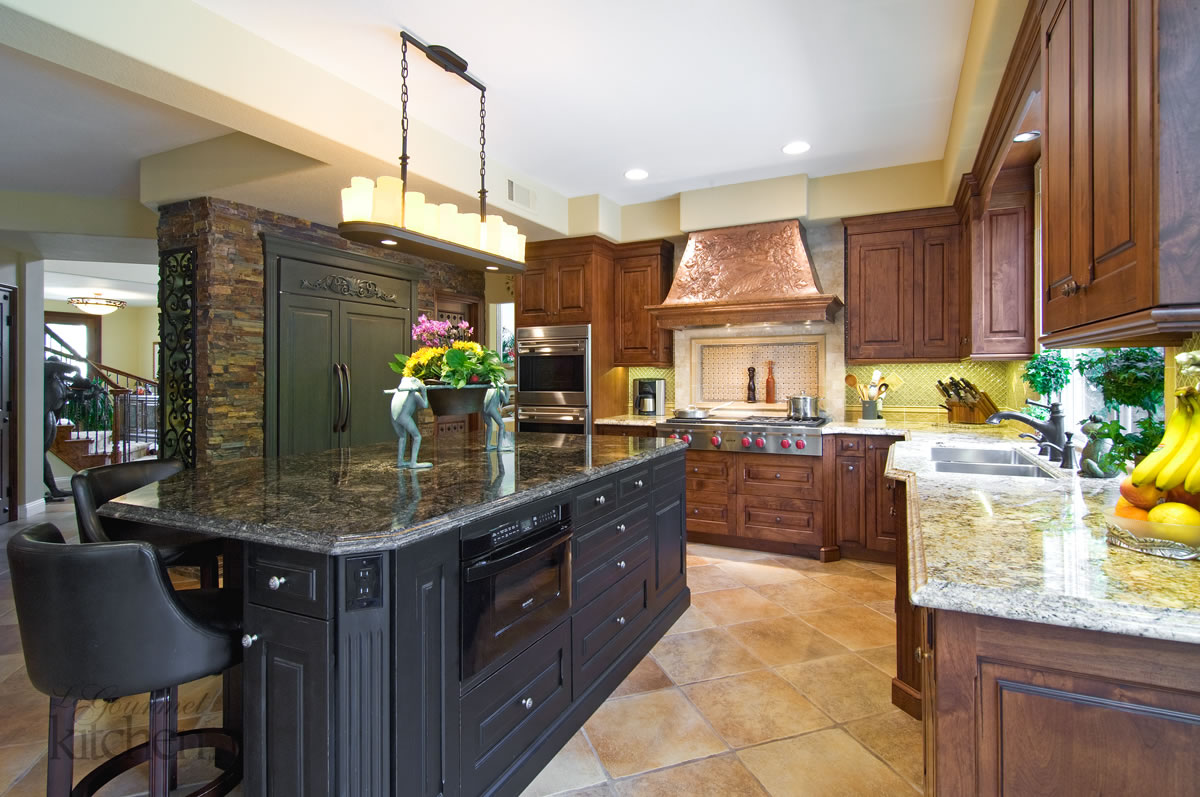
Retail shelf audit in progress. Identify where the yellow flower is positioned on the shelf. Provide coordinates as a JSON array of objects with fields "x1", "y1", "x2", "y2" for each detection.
[{"x1": 452, "y1": 340, "x2": 484, "y2": 355}]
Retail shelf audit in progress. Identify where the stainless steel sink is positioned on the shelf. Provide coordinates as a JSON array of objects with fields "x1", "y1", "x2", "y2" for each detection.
[
  {"x1": 929, "y1": 447, "x2": 1027, "y2": 465},
  {"x1": 932, "y1": 460, "x2": 1054, "y2": 479}
]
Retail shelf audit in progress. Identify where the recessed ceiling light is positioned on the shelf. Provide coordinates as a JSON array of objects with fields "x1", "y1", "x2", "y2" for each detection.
[
  {"x1": 1012, "y1": 130, "x2": 1041, "y2": 143},
  {"x1": 485, "y1": 265, "x2": 499, "y2": 271},
  {"x1": 379, "y1": 238, "x2": 398, "y2": 245},
  {"x1": 624, "y1": 168, "x2": 648, "y2": 181},
  {"x1": 782, "y1": 141, "x2": 811, "y2": 155}
]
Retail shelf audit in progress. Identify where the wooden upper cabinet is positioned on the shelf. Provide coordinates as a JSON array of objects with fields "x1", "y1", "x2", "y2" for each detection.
[
  {"x1": 514, "y1": 261, "x2": 553, "y2": 325},
  {"x1": 553, "y1": 256, "x2": 590, "y2": 324},
  {"x1": 516, "y1": 238, "x2": 615, "y2": 329},
  {"x1": 613, "y1": 240, "x2": 673, "y2": 367},
  {"x1": 1038, "y1": 0, "x2": 1200, "y2": 346},
  {"x1": 970, "y1": 175, "x2": 1036, "y2": 359},
  {"x1": 914, "y1": 226, "x2": 960, "y2": 359},
  {"x1": 846, "y1": 229, "x2": 914, "y2": 361}
]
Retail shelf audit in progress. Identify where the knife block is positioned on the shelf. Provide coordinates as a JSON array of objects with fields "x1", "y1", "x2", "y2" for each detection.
[{"x1": 944, "y1": 390, "x2": 999, "y2": 424}]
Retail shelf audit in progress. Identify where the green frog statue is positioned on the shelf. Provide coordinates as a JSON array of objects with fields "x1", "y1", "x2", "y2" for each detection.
[
  {"x1": 1079, "y1": 414, "x2": 1121, "y2": 478},
  {"x1": 387, "y1": 377, "x2": 433, "y2": 469}
]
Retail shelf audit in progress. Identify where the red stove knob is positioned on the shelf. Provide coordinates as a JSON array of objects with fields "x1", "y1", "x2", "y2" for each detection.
[
  {"x1": 741, "y1": 436, "x2": 752, "y2": 448},
  {"x1": 796, "y1": 439, "x2": 806, "y2": 450},
  {"x1": 682, "y1": 434, "x2": 692, "y2": 444},
  {"x1": 780, "y1": 439, "x2": 792, "y2": 449},
  {"x1": 755, "y1": 437, "x2": 766, "y2": 448},
  {"x1": 668, "y1": 434, "x2": 678, "y2": 439},
  {"x1": 710, "y1": 435, "x2": 722, "y2": 447}
]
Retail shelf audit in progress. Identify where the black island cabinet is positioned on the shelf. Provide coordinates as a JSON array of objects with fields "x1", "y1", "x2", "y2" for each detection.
[{"x1": 104, "y1": 433, "x2": 688, "y2": 797}]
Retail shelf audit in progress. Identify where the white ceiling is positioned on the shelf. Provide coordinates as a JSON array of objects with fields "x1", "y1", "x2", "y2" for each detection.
[
  {"x1": 193, "y1": 0, "x2": 975, "y2": 204},
  {"x1": 0, "y1": 44, "x2": 230, "y2": 199},
  {"x1": 44, "y1": 260, "x2": 159, "y2": 307}
]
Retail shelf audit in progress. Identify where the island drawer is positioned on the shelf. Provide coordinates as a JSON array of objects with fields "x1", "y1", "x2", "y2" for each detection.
[
  {"x1": 460, "y1": 620, "x2": 571, "y2": 797},
  {"x1": 574, "y1": 533, "x2": 653, "y2": 607},
  {"x1": 736, "y1": 495, "x2": 823, "y2": 547},
  {"x1": 572, "y1": 561, "x2": 652, "y2": 699},
  {"x1": 618, "y1": 466, "x2": 652, "y2": 501},
  {"x1": 574, "y1": 500, "x2": 650, "y2": 572},
  {"x1": 247, "y1": 544, "x2": 332, "y2": 619},
  {"x1": 573, "y1": 477, "x2": 619, "y2": 525}
]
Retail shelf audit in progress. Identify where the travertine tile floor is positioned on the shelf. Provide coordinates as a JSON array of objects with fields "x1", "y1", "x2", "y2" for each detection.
[{"x1": 0, "y1": 507, "x2": 921, "y2": 796}]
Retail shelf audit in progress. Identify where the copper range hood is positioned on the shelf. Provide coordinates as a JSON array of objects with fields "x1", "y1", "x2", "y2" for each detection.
[{"x1": 647, "y1": 219, "x2": 842, "y2": 329}]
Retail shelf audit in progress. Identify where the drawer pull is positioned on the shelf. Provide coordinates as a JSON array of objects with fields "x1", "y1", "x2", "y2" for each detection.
[
  {"x1": 848, "y1": 465, "x2": 855, "y2": 472},
  {"x1": 241, "y1": 634, "x2": 258, "y2": 649},
  {"x1": 693, "y1": 508, "x2": 700, "y2": 514},
  {"x1": 595, "y1": 495, "x2": 607, "y2": 506},
  {"x1": 616, "y1": 616, "x2": 627, "y2": 626},
  {"x1": 775, "y1": 516, "x2": 782, "y2": 523},
  {"x1": 616, "y1": 523, "x2": 627, "y2": 533},
  {"x1": 775, "y1": 472, "x2": 782, "y2": 479},
  {"x1": 617, "y1": 560, "x2": 627, "y2": 570},
  {"x1": 267, "y1": 576, "x2": 287, "y2": 591},
  {"x1": 521, "y1": 697, "x2": 534, "y2": 711},
  {"x1": 693, "y1": 467, "x2": 699, "y2": 473},
  {"x1": 521, "y1": 597, "x2": 535, "y2": 610},
  {"x1": 890, "y1": 506, "x2": 897, "y2": 517},
  {"x1": 634, "y1": 479, "x2": 644, "y2": 488}
]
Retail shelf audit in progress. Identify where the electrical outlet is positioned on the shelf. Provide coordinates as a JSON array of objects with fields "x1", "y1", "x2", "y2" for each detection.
[{"x1": 345, "y1": 555, "x2": 383, "y2": 610}]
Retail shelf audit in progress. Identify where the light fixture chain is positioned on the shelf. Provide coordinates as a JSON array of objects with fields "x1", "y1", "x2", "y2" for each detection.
[
  {"x1": 478, "y1": 89, "x2": 487, "y2": 216},
  {"x1": 400, "y1": 36, "x2": 410, "y2": 223}
]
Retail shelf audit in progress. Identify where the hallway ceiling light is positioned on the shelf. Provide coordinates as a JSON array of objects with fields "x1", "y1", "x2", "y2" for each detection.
[
  {"x1": 624, "y1": 168, "x2": 649, "y2": 181},
  {"x1": 68, "y1": 294, "x2": 126, "y2": 315},
  {"x1": 782, "y1": 141, "x2": 811, "y2": 155},
  {"x1": 338, "y1": 32, "x2": 525, "y2": 273}
]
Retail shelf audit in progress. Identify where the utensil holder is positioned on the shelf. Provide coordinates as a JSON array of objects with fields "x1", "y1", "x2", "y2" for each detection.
[{"x1": 861, "y1": 400, "x2": 881, "y2": 420}]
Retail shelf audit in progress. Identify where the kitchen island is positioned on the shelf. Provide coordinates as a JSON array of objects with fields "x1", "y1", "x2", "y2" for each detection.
[
  {"x1": 103, "y1": 433, "x2": 689, "y2": 797},
  {"x1": 887, "y1": 437, "x2": 1200, "y2": 795}
]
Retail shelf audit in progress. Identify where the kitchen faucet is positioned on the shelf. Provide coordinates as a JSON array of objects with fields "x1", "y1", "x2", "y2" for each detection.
[{"x1": 986, "y1": 400, "x2": 1068, "y2": 463}]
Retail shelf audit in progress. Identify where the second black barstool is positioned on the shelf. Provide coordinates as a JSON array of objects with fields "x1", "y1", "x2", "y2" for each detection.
[{"x1": 72, "y1": 459, "x2": 224, "y2": 587}]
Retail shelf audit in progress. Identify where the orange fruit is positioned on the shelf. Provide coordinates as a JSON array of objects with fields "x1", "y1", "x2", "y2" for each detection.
[
  {"x1": 1147, "y1": 502, "x2": 1200, "y2": 526},
  {"x1": 1119, "y1": 477, "x2": 1164, "y2": 510},
  {"x1": 1114, "y1": 497, "x2": 1149, "y2": 521},
  {"x1": 1166, "y1": 486, "x2": 1200, "y2": 511}
]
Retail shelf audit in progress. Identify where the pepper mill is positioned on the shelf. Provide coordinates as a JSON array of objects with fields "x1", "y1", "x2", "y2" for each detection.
[
  {"x1": 765, "y1": 360, "x2": 776, "y2": 404},
  {"x1": 747, "y1": 367, "x2": 757, "y2": 403}
]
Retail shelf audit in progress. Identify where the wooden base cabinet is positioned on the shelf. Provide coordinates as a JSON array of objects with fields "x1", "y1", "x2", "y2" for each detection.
[
  {"x1": 834, "y1": 436, "x2": 904, "y2": 563},
  {"x1": 925, "y1": 609, "x2": 1200, "y2": 795},
  {"x1": 593, "y1": 423, "x2": 655, "y2": 438}
]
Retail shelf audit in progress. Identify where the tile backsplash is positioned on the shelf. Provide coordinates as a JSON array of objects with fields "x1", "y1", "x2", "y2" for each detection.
[
  {"x1": 844, "y1": 360, "x2": 1027, "y2": 410},
  {"x1": 699, "y1": 341, "x2": 821, "y2": 402}
]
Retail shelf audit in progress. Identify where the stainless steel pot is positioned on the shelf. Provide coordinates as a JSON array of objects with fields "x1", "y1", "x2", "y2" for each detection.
[
  {"x1": 672, "y1": 401, "x2": 734, "y2": 420},
  {"x1": 788, "y1": 395, "x2": 820, "y2": 420}
]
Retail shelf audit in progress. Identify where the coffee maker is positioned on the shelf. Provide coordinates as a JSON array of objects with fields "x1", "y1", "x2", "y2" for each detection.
[{"x1": 634, "y1": 378, "x2": 666, "y2": 416}]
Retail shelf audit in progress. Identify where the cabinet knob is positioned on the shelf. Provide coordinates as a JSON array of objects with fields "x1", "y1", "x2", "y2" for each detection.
[
  {"x1": 617, "y1": 560, "x2": 627, "y2": 570},
  {"x1": 241, "y1": 634, "x2": 258, "y2": 649},
  {"x1": 915, "y1": 647, "x2": 922, "y2": 663},
  {"x1": 774, "y1": 472, "x2": 782, "y2": 479},
  {"x1": 1060, "y1": 278, "x2": 1080, "y2": 297},
  {"x1": 616, "y1": 523, "x2": 627, "y2": 533},
  {"x1": 693, "y1": 508, "x2": 700, "y2": 514},
  {"x1": 595, "y1": 495, "x2": 606, "y2": 506},
  {"x1": 890, "y1": 506, "x2": 897, "y2": 517},
  {"x1": 848, "y1": 465, "x2": 855, "y2": 472},
  {"x1": 616, "y1": 616, "x2": 627, "y2": 626},
  {"x1": 521, "y1": 697, "x2": 534, "y2": 710},
  {"x1": 267, "y1": 576, "x2": 287, "y2": 591},
  {"x1": 634, "y1": 479, "x2": 644, "y2": 488},
  {"x1": 774, "y1": 516, "x2": 782, "y2": 524}
]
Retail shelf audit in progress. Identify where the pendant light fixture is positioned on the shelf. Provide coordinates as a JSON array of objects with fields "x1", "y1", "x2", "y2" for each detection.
[
  {"x1": 338, "y1": 32, "x2": 526, "y2": 273},
  {"x1": 68, "y1": 294, "x2": 126, "y2": 315}
]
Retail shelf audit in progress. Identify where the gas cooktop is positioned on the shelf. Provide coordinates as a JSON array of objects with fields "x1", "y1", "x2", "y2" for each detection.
[
  {"x1": 660, "y1": 415, "x2": 828, "y2": 427},
  {"x1": 656, "y1": 416, "x2": 825, "y2": 455}
]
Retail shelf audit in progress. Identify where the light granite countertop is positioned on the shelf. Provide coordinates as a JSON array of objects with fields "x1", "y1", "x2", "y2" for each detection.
[
  {"x1": 101, "y1": 433, "x2": 686, "y2": 554},
  {"x1": 594, "y1": 413, "x2": 1027, "y2": 439},
  {"x1": 593, "y1": 414, "x2": 667, "y2": 426},
  {"x1": 886, "y1": 435, "x2": 1200, "y2": 645}
]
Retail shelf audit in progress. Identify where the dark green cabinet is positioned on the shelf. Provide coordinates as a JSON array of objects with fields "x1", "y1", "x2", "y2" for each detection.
[{"x1": 264, "y1": 236, "x2": 423, "y2": 457}]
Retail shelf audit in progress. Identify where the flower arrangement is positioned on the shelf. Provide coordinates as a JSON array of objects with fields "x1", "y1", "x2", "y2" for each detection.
[{"x1": 389, "y1": 315, "x2": 507, "y2": 389}]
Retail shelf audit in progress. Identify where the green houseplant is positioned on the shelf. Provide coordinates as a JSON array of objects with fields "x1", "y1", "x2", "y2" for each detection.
[
  {"x1": 1020, "y1": 351, "x2": 1074, "y2": 421},
  {"x1": 1073, "y1": 348, "x2": 1166, "y2": 472}
]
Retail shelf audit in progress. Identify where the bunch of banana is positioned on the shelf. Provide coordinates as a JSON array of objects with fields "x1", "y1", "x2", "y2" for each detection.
[{"x1": 1132, "y1": 389, "x2": 1200, "y2": 490}]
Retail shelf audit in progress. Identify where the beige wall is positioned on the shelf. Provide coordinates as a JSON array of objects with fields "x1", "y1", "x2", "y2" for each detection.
[{"x1": 45, "y1": 300, "x2": 159, "y2": 379}]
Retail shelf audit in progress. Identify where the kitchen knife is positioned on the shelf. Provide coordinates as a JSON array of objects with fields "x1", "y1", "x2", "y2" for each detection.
[
  {"x1": 935, "y1": 380, "x2": 952, "y2": 401},
  {"x1": 949, "y1": 377, "x2": 974, "y2": 406},
  {"x1": 960, "y1": 378, "x2": 982, "y2": 401}
]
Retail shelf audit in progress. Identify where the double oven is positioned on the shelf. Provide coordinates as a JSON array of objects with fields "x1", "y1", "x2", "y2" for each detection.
[{"x1": 514, "y1": 325, "x2": 590, "y2": 435}]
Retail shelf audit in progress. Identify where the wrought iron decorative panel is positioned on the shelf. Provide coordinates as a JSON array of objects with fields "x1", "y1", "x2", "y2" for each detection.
[{"x1": 159, "y1": 248, "x2": 197, "y2": 468}]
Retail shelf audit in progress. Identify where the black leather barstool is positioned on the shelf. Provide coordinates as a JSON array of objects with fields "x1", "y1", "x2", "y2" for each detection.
[
  {"x1": 72, "y1": 459, "x2": 224, "y2": 588},
  {"x1": 6, "y1": 523, "x2": 243, "y2": 797}
]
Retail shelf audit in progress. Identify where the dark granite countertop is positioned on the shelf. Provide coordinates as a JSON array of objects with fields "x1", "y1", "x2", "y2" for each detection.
[{"x1": 101, "y1": 433, "x2": 687, "y2": 554}]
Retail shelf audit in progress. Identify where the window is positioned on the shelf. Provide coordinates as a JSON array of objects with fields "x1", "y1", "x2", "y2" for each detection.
[
  {"x1": 1054, "y1": 348, "x2": 1163, "y2": 441},
  {"x1": 45, "y1": 311, "x2": 100, "y2": 379}
]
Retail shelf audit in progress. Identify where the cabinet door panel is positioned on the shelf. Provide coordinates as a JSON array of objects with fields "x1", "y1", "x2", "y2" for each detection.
[
  {"x1": 243, "y1": 603, "x2": 333, "y2": 797},
  {"x1": 278, "y1": 294, "x2": 339, "y2": 456},
  {"x1": 652, "y1": 485, "x2": 686, "y2": 607},
  {"x1": 835, "y1": 456, "x2": 865, "y2": 547},
  {"x1": 913, "y1": 226, "x2": 959, "y2": 359},
  {"x1": 976, "y1": 197, "x2": 1035, "y2": 357},
  {"x1": 1041, "y1": 0, "x2": 1086, "y2": 332},
  {"x1": 341, "y1": 302, "x2": 411, "y2": 448},
  {"x1": 555, "y1": 257, "x2": 590, "y2": 323},
  {"x1": 865, "y1": 442, "x2": 898, "y2": 554},
  {"x1": 515, "y1": 263, "x2": 553, "y2": 326},
  {"x1": 614, "y1": 256, "x2": 657, "y2": 364},
  {"x1": 848, "y1": 230, "x2": 914, "y2": 360}
]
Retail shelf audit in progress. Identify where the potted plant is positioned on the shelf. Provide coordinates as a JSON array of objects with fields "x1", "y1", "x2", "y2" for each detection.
[
  {"x1": 389, "y1": 315, "x2": 508, "y2": 416},
  {"x1": 1073, "y1": 347, "x2": 1166, "y2": 473},
  {"x1": 1020, "y1": 351, "x2": 1073, "y2": 421}
]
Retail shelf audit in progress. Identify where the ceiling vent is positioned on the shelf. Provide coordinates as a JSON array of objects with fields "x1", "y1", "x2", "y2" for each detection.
[{"x1": 507, "y1": 179, "x2": 536, "y2": 211}]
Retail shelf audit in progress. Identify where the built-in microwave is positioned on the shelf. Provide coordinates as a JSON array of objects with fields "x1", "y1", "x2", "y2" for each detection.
[{"x1": 515, "y1": 325, "x2": 590, "y2": 408}]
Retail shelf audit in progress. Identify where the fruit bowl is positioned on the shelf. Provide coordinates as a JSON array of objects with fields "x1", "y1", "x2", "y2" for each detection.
[{"x1": 1104, "y1": 511, "x2": 1200, "y2": 559}]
